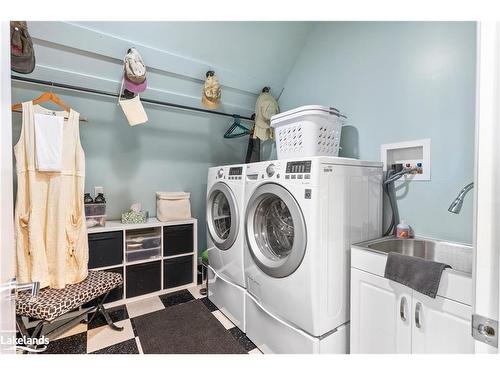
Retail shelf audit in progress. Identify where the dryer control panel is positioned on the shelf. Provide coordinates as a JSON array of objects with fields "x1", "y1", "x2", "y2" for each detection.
[
  {"x1": 212, "y1": 165, "x2": 245, "y2": 181},
  {"x1": 286, "y1": 161, "x2": 311, "y2": 174},
  {"x1": 246, "y1": 160, "x2": 313, "y2": 183},
  {"x1": 285, "y1": 160, "x2": 312, "y2": 180},
  {"x1": 225, "y1": 166, "x2": 243, "y2": 180},
  {"x1": 229, "y1": 166, "x2": 243, "y2": 176}
]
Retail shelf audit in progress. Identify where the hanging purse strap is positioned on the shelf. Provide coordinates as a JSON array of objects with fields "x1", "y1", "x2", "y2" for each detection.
[{"x1": 117, "y1": 78, "x2": 125, "y2": 104}]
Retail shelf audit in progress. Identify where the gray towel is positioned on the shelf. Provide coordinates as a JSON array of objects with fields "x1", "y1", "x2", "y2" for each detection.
[{"x1": 384, "y1": 252, "x2": 451, "y2": 298}]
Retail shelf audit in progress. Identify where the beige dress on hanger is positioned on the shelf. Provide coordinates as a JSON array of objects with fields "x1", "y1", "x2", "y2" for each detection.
[{"x1": 14, "y1": 101, "x2": 88, "y2": 289}]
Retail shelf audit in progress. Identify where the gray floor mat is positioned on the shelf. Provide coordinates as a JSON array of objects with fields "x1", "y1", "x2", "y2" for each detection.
[{"x1": 132, "y1": 299, "x2": 247, "y2": 354}]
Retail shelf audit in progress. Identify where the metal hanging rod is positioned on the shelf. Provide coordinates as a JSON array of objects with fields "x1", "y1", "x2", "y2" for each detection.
[{"x1": 11, "y1": 75, "x2": 254, "y2": 122}]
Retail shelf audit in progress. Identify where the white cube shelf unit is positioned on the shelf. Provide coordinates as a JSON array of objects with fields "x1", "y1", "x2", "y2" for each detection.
[{"x1": 87, "y1": 217, "x2": 198, "y2": 307}]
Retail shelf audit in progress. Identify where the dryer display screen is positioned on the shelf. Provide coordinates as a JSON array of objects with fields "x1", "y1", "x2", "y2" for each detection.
[
  {"x1": 229, "y1": 167, "x2": 243, "y2": 175},
  {"x1": 286, "y1": 161, "x2": 311, "y2": 174}
]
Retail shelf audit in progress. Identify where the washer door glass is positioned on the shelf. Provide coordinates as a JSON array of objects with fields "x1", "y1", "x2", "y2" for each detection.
[
  {"x1": 212, "y1": 191, "x2": 231, "y2": 240},
  {"x1": 246, "y1": 183, "x2": 306, "y2": 278},
  {"x1": 207, "y1": 182, "x2": 239, "y2": 250},
  {"x1": 254, "y1": 195, "x2": 294, "y2": 260}
]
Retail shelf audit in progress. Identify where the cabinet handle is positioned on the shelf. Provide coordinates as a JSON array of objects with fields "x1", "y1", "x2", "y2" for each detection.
[
  {"x1": 400, "y1": 296, "x2": 407, "y2": 322},
  {"x1": 415, "y1": 302, "x2": 422, "y2": 328}
]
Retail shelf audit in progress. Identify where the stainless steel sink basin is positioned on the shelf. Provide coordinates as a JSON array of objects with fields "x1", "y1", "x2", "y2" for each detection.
[{"x1": 354, "y1": 237, "x2": 473, "y2": 274}]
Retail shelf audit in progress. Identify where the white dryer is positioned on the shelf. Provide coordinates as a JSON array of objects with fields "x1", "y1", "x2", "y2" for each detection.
[
  {"x1": 244, "y1": 157, "x2": 383, "y2": 353},
  {"x1": 206, "y1": 164, "x2": 246, "y2": 331}
]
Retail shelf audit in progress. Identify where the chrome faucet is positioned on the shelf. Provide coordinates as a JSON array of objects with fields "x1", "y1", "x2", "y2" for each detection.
[{"x1": 448, "y1": 182, "x2": 474, "y2": 214}]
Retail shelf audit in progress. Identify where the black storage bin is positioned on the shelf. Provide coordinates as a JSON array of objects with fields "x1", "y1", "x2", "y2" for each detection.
[
  {"x1": 83, "y1": 267, "x2": 124, "y2": 308},
  {"x1": 126, "y1": 261, "x2": 161, "y2": 298},
  {"x1": 164, "y1": 255, "x2": 193, "y2": 289},
  {"x1": 163, "y1": 224, "x2": 194, "y2": 256},
  {"x1": 88, "y1": 231, "x2": 123, "y2": 269}
]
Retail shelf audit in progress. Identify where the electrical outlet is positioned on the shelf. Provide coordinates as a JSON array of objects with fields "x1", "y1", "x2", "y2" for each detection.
[
  {"x1": 94, "y1": 186, "x2": 104, "y2": 196},
  {"x1": 396, "y1": 160, "x2": 423, "y2": 175}
]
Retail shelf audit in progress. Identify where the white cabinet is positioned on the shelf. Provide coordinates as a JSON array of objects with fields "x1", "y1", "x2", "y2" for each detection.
[
  {"x1": 351, "y1": 268, "x2": 412, "y2": 353},
  {"x1": 411, "y1": 292, "x2": 474, "y2": 354},
  {"x1": 351, "y1": 268, "x2": 474, "y2": 354}
]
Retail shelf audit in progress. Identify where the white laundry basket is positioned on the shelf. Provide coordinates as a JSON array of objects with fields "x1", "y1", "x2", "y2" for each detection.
[{"x1": 271, "y1": 105, "x2": 345, "y2": 159}]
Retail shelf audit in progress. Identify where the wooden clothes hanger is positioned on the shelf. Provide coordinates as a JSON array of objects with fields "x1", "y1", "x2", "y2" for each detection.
[
  {"x1": 12, "y1": 85, "x2": 70, "y2": 112},
  {"x1": 11, "y1": 84, "x2": 87, "y2": 122}
]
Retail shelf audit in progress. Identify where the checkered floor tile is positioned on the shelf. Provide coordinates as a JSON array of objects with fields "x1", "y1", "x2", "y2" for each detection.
[{"x1": 27, "y1": 285, "x2": 261, "y2": 355}]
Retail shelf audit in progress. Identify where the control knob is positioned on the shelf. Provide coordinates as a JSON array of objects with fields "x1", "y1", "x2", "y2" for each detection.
[
  {"x1": 266, "y1": 163, "x2": 275, "y2": 177},
  {"x1": 217, "y1": 168, "x2": 224, "y2": 178}
]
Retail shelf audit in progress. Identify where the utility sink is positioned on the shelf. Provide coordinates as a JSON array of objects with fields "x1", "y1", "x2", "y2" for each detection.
[{"x1": 354, "y1": 237, "x2": 473, "y2": 274}]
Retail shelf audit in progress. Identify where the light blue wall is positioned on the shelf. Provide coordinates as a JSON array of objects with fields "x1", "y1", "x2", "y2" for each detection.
[
  {"x1": 11, "y1": 84, "x2": 249, "y2": 236},
  {"x1": 278, "y1": 22, "x2": 477, "y2": 244},
  {"x1": 11, "y1": 21, "x2": 477, "y2": 250},
  {"x1": 11, "y1": 21, "x2": 313, "y2": 253}
]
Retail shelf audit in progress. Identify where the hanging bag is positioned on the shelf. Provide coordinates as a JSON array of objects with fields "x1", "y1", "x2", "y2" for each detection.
[
  {"x1": 118, "y1": 78, "x2": 148, "y2": 126},
  {"x1": 10, "y1": 21, "x2": 35, "y2": 74}
]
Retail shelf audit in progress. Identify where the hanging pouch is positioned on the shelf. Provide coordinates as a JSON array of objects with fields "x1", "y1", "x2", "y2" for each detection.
[{"x1": 118, "y1": 78, "x2": 148, "y2": 126}]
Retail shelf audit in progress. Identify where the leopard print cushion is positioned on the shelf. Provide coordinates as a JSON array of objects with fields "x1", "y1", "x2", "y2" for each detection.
[{"x1": 16, "y1": 271, "x2": 123, "y2": 321}]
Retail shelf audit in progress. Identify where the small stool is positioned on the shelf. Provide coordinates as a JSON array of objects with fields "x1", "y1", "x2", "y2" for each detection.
[{"x1": 16, "y1": 271, "x2": 123, "y2": 353}]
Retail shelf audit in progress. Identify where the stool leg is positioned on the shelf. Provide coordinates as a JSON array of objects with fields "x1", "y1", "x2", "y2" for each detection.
[
  {"x1": 99, "y1": 303, "x2": 123, "y2": 332},
  {"x1": 81, "y1": 292, "x2": 123, "y2": 331},
  {"x1": 82, "y1": 305, "x2": 100, "y2": 325},
  {"x1": 16, "y1": 316, "x2": 29, "y2": 338},
  {"x1": 26, "y1": 321, "x2": 44, "y2": 354}
]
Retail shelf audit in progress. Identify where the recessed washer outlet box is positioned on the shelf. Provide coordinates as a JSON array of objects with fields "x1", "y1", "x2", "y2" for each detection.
[{"x1": 380, "y1": 139, "x2": 430, "y2": 181}]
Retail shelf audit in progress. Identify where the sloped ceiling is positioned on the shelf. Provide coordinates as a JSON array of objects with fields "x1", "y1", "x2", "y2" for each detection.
[{"x1": 21, "y1": 21, "x2": 313, "y2": 117}]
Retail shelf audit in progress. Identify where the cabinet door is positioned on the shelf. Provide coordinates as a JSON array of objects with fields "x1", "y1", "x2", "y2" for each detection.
[
  {"x1": 412, "y1": 292, "x2": 474, "y2": 354},
  {"x1": 350, "y1": 268, "x2": 412, "y2": 353},
  {"x1": 163, "y1": 256, "x2": 194, "y2": 289},
  {"x1": 163, "y1": 225, "x2": 194, "y2": 256},
  {"x1": 88, "y1": 231, "x2": 123, "y2": 269},
  {"x1": 126, "y1": 261, "x2": 161, "y2": 299}
]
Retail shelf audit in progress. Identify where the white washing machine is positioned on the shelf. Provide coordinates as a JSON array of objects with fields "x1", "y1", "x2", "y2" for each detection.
[
  {"x1": 206, "y1": 164, "x2": 247, "y2": 331},
  {"x1": 244, "y1": 157, "x2": 383, "y2": 353}
]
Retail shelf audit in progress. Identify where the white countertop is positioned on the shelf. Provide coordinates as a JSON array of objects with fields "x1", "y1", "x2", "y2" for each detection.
[
  {"x1": 87, "y1": 217, "x2": 197, "y2": 234},
  {"x1": 351, "y1": 244, "x2": 473, "y2": 306}
]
